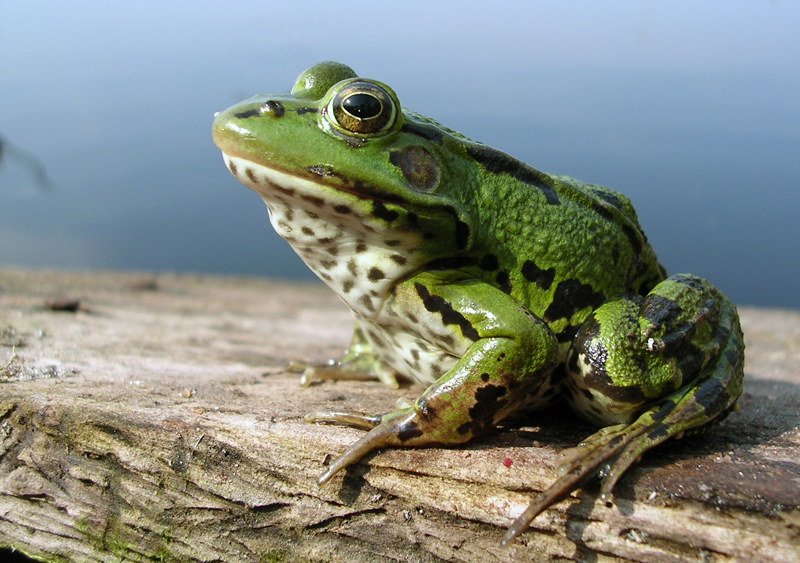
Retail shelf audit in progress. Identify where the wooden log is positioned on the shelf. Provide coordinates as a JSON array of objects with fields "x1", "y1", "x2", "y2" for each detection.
[{"x1": 0, "y1": 269, "x2": 798, "y2": 562}]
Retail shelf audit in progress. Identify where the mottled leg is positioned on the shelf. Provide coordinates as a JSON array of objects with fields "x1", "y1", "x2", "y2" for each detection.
[{"x1": 502, "y1": 274, "x2": 744, "y2": 546}]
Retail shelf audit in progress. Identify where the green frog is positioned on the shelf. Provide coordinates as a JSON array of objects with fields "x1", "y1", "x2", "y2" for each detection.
[{"x1": 212, "y1": 62, "x2": 744, "y2": 545}]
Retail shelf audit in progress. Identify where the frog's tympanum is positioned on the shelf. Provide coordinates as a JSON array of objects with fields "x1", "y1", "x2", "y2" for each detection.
[{"x1": 212, "y1": 62, "x2": 744, "y2": 545}]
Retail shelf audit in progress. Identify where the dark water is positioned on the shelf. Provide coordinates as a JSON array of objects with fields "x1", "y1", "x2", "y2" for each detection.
[{"x1": 1, "y1": 1, "x2": 798, "y2": 308}]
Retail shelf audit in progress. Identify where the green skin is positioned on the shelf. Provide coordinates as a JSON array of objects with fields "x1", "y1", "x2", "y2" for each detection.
[{"x1": 212, "y1": 62, "x2": 745, "y2": 545}]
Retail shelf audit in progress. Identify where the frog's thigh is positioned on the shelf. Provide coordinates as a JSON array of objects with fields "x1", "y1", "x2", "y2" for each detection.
[{"x1": 564, "y1": 273, "x2": 744, "y2": 428}]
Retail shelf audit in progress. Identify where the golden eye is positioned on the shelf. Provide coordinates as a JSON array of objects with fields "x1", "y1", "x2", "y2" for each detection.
[{"x1": 330, "y1": 82, "x2": 396, "y2": 135}]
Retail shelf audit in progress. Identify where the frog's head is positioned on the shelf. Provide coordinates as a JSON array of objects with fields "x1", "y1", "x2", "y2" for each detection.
[{"x1": 213, "y1": 62, "x2": 478, "y2": 315}]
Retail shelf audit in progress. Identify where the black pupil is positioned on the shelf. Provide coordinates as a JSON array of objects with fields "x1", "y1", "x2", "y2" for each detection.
[{"x1": 342, "y1": 93, "x2": 382, "y2": 119}]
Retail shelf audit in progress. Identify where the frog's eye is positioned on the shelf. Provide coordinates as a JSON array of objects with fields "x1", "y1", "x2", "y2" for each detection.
[{"x1": 328, "y1": 82, "x2": 396, "y2": 136}]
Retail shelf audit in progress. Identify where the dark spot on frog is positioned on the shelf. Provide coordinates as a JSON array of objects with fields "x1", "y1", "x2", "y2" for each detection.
[
  {"x1": 557, "y1": 324, "x2": 580, "y2": 344},
  {"x1": 275, "y1": 185, "x2": 295, "y2": 197},
  {"x1": 406, "y1": 312, "x2": 418, "y2": 324},
  {"x1": 319, "y1": 260, "x2": 336, "y2": 270},
  {"x1": 457, "y1": 384, "x2": 509, "y2": 436},
  {"x1": 466, "y1": 145, "x2": 560, "y2": 205},
  {"x1": 497, "y1": 353, "x2": 506, "y2": 362},
  {"x1": 234, "y1": 108, "x2": 259, "y2": 119},
  {"x1": 724, "y1": 347, "x2": 741, "y2": 369},
  {"x1": 567, "y1": 348, "x2": 581, "y2": 374},
  {"x1": 414, "y1": 282, "x2": 480, "y2": 342},
  {"x1": 342, "y1": 280, "x2": 354, "y2": 293},
  {"x1": 692, "y1": 374, "x2": 731, "y2": 419},
  {"x1": 320, "y1": 273, "x2": 332, "y2": 282},
  {"x1": 390, "y1": 254, "x2": 407, "y2": 265},
  {"x1": 301, "y1": 226, "x2": 315, "y2": 236},
  {"x1": 397, "y1": 420, "x2": 423, "y2": 442},
  {"x1": 480, "y1": 373, "x2": 490, "y2": 382},
  {"x1": 478, "y1": 255, "x2": 499, "y2": 271},
  {"x1": 296, "y1": 106, "x2": 318, "y2": 115},
  {"x1": 334, "y1": 204, "x2": 352, "y2": 214},
  {"x1": 368, "y1": 267, "x2": 385, "y2": 282},
  {"x1": 646, "y1": 398, "x2": 677, "y2": 427},
  {"x1": 495, "y1": 271, "x2": 512, "y2": 294},
  {"x1": 584, "y1": 363, "x2": 647, "y2": 404},
  {"x1": 385, "y1": 239, "x2": 401, "y2": 247},
  {"x1": 325, "y1": 246, "x2": 338, "y2": 256},
  {"x1": 372, "y1": 201, "x2": 399, "y2": 222},
  {"x1": 622, "y1": 223, "x2": 644, "y2": 256},
  {"x1": 355, "y1": 241, "x2": 367, "y2": 253},
  {"x1": 347, "y1": 259, "x2": 358, "y2": 276},
  {"x1": 302, "y1": 194, "x2": 326, "y2": 207},
  {"x1": 441, "y1": 207, "x2": 470, "y2": 250},
  {"x1": 401, "y1": 122, "x2": 444, "y2": 145},
  {"x1": 410, "y1": 349, "x2": 420, "y2": 360},
  {"x1": 544, "y1": 279, "x2": 605, "y2": 325},
  {"x1": 358, "y1": 294, "x2": 375, "y2": 312},
  {"x1": 521, "y1": 260, "x2": 556, "y2": 291},
  {"x1": 435, "y1": 333, "x2": 455, "y2": 348},
  {"x1": 581, "y1": 388, "x2": 595, "y2": 402},
  {"x1": 245, "y1": 167, "x2": 257, "y2": 183},
  {"x1": 389, "y1": 146, "x2": 441, "y2": 192}
]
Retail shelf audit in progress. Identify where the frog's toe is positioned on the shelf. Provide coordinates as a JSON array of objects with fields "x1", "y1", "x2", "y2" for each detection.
[
  {"x1": 504, "y1": 344, "x2": 743, "y2": 547},
  {"x1": 304, "y1": 410, "x2": 383, "y2": 430},
  {"x1": 501, "y1": 424, "x2": 630, "y2": 547},
  {"x1": 315, "y1": 408, "x2": 418, "y2": 485},
  {"x1": 288, "y1": 360, "x2": 400, "y2": 388}
]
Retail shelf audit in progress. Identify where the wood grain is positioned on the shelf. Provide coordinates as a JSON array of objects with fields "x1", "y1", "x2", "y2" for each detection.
[{"x1": 0, "y1": 269, "x2": 798, "y2": 562}]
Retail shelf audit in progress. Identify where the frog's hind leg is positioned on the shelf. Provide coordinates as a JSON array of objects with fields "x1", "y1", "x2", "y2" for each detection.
[{"x1": 503, "y1": 274, "x2": 744, "y2": 546}]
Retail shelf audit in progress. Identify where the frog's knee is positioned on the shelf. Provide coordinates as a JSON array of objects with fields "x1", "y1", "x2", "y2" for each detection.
[
  {"x1": 564, "y1": 275, "x2": 740, "y2": 427},
  {"x1": 563, "y1": 298, "x2": 650, "y2": 426}
]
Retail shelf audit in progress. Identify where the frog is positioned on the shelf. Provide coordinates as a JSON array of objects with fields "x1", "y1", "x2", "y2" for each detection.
[{"x1": 211, "y1": 61, "x2": 745, "y2": 545}]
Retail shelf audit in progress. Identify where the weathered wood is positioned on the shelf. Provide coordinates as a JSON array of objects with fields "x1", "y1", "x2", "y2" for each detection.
[{"x1": 0, "y1": 269, "x2": 798, "y2": 563}]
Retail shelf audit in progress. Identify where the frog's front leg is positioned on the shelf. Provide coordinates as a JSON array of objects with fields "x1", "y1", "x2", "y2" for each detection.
[
  {"x1": 308, "y1": 276, "x2": 560, "y2": 486},
  {"x1": 288, "y1": 324, "x2": 401, "y2": 388},
  {"x1": 502, "y1": 274, "x2": 744, "y2": 545}
]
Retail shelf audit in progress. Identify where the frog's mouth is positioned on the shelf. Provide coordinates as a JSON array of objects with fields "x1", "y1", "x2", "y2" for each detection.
[
  {"x1": 220, "y1": 151, "x2": 429, "y2": 251},
  {"x1": 220, "y1": 152, "x2": 408, "y2": 210}
]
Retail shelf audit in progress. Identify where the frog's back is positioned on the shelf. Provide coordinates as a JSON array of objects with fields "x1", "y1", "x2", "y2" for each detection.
[{"x1": 457, "y1": 143, "x2": 666, "y2": 341}]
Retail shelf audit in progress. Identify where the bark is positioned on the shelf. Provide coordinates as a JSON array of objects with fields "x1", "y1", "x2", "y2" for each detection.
[{"x1": 0, "y1": 269, "x2": 798, "y2": 562}]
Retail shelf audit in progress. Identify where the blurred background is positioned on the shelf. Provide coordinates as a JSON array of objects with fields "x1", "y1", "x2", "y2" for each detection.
[{"x1": 1, "y1": 1, "x2": 798, "y2": 308}]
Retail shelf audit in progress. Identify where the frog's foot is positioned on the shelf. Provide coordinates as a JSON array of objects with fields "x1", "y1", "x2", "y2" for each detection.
[
  {"x1": 288, "y1": 359, "x2": 400, "y2": 388},
  {"x1": 501, "y1": 328, "x2": 743, "y2": 547},
  {"x1": 307, "y1": 407, "x2": 420, "y2": 485},
  {"x1": 288, "y1": 324, "x2": 401, "y2": 388}
]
